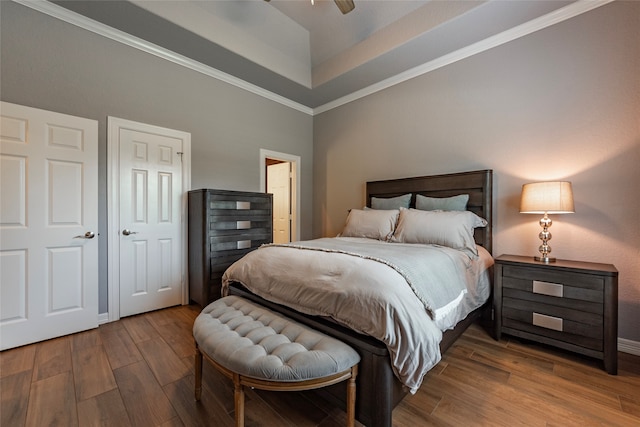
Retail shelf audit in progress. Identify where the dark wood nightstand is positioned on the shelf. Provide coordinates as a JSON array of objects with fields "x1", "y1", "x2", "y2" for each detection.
[{"x1": 493, "y1": 255, "x2": 618, "y2": 374}]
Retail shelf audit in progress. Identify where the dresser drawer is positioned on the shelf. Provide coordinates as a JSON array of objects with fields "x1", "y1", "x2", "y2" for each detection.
[
  {"x1": 208, "y1": 232, "x2": 271, "y2": 252},
  {"x1": 210, "y1": 253, "x2": 247, "y2": 275},
  {"x1": 207, "y1": 216, "x2": 272, "y2": 234},
  {"x1": 208, "y1": 195, "x2": 272, "y2": 215},
  {"x1": 207, "y1": 217, "x2": 272, "y2": 237}
]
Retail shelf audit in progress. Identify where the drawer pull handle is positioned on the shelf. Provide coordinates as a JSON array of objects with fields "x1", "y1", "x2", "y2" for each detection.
[
  {"x1": 236, "y1": 220, "x2": 251, "y2": 229},
  {"x1": 237, "y1": 240, "x2": 251, "y2": 250},
  {"x1": 533, "y1": 313, "x2": 563, "y2": 332},
  {"x1": 236, "y1": 201, "x2": 250, "y2": 210},
  {"x1": 533, "y1": 280, "x2": 564, "y2": 298}
]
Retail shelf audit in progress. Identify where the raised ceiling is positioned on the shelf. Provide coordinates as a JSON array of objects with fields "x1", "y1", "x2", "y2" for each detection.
[{"x1": 43, "y1": 0, "x2": 604, "y2": 112}]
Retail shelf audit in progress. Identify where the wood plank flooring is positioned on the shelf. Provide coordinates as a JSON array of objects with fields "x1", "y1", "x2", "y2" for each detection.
[{"x1": 1, "y1": 304, "x2": 639, "y2": 426}]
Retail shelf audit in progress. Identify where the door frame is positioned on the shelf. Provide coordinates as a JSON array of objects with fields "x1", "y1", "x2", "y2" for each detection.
[
  {"x1": 260, "y1": 149, "x2": 300, "y2": 242},
  {"x1": 267, "y1": 160, "x2": 292, "y2": 243},
  {"x1": 107, "y1": 117, "x2": 191, "y2": 322}
]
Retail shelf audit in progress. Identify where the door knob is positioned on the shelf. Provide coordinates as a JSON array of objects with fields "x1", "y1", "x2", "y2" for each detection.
[
  {"x1": 122, "y1": 229, "x2": 138, "y2": 236},
  {"x1": 74, "y1": 231, "x2": 95, "y2": 239}
]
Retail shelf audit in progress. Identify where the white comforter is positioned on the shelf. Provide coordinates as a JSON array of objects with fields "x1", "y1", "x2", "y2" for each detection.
[{"x1": 221, "y1": 237, "x2": 493, "y2": 393}]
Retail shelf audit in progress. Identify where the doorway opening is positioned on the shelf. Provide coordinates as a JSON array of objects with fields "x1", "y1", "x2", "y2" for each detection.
[{"x1": 260, "y1": 149, "x2": 300, "y2": 243}]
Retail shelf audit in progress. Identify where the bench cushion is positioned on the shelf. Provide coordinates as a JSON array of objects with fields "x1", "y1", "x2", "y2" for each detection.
[{"x1": 193, "y1": 296, "x2": 360, "y2": 382}]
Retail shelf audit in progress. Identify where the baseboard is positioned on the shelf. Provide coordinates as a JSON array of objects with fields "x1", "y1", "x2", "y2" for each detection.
[
  {"x1": 98, "y1": 312, "x2": 110, "y2": 325},
  {"x1": 618, "y1": 337, "x2": 640, "y2": 356}
]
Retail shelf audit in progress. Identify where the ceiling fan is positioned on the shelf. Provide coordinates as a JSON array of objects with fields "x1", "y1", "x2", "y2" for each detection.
[
  {"x1": 264, "y1": 0, "x2": 355, "y2": 15},
  {"x1": 333, "y1": 0, "x2": 356, "y2": 14}
]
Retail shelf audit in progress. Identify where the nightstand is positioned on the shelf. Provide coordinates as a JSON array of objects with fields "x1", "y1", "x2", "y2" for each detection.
[{"x1": 493, "y1": 255, "x2": 618, "y2": 374}]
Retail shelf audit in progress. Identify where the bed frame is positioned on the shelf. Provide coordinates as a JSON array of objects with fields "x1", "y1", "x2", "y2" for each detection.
[{"x1": 228, "y1": 169, "x2": 493, "y2": 427}]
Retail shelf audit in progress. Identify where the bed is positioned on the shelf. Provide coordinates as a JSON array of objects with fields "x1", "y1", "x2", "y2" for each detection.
[{"x1": 223, "y1": 169, "x2": 493, "y2": 427}]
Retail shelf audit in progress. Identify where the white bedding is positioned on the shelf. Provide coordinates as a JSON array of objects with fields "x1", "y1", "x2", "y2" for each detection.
[{"x1": 221, "y1": 237, "x2": 493, "y2": 393}]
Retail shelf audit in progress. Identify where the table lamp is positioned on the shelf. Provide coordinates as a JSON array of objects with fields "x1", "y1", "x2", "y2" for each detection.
[{"x1": 520, "y1": 181, "x2": 574, "y2": 263}]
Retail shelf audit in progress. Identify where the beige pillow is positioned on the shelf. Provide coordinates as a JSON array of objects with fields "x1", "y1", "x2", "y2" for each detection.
[
  {"x1": 391, "y1": 208, "x2": 487, "y2": 256},
  {"x1": 339, "y1": 209, "x2": 399, "y2": 241}
]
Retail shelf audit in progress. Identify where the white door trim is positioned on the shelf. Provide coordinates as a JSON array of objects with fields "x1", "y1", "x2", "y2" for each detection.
[
  {"x1": 107, "y1": 117, "x2": 191, "y2": 322},
  {"x1": 260, "y1": 149, "x2": 300, "y2": 242}
]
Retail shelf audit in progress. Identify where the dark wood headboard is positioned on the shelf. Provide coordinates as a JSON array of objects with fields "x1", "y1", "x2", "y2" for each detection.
[{"x1": 366, "y1": 169, "x2": 493, "y2": 255}]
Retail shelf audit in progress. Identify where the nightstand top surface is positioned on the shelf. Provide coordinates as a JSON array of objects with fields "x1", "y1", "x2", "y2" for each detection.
[{"x1": 495, "y1": 254, "x2": 618, "y2": 276}]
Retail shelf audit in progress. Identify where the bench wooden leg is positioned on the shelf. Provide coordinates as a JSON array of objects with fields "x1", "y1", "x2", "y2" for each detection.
[
  {"x1": 346, "y1": 365, "x2": 358, "y2": 427},
  {"x1": 194, "y1": 346, "x2": 203, "y2": 401},
  {"x1": 233, "y1": 373, "x2": 245, "y2": 427}
]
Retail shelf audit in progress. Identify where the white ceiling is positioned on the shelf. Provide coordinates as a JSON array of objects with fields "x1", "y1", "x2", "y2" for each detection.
[
  {"x1": 270, "y1": 0, "x2": 432, "y2": 67},
  {"x1": 46, "y1": 0, "x2": 597, "y2": 111}
]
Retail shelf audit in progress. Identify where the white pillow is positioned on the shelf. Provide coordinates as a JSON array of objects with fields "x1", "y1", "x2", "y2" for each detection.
[
  {"x1": 391, "y1": 208, "x2": 487, "y2": 256},
  {"x1": 339, "y1": 209, "x2": 399, "y2": 241}
]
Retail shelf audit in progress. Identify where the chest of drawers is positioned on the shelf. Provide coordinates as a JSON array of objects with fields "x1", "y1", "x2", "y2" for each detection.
[
  {"x1": 188, "y1": 189, "x2": 272, "y2": 307},
  {"x1": 493, "y1": 255, "x2": 618, "y2": 374}
]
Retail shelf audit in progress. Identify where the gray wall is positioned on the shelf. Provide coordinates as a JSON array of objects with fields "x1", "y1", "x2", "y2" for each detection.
[
  {"x1": 314, "y1": 2, "x2": 640, "y2": 341},
  {"x1": 2, "y1": 1, "x2": 638, "y2": 343},
  {"x1": 1, "y1": 1, "x2": 314, "y2": 314}
]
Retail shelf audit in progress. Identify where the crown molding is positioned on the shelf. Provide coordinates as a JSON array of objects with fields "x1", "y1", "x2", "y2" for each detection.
[
  {"x1": 14, "y1": 0, "x2": 612, "y2": 117},
  {"x1": 12, "y1": 0, "x2": 314, "y2": 116}
]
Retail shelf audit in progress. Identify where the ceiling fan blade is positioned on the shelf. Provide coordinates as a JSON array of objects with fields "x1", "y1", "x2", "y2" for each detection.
[{"x1": 334, "y1": 0, "x2": 355, "y2": 15}]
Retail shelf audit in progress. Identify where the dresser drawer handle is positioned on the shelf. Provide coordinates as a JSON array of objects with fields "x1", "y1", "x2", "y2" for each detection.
[
  {"x1": 237, "y1": 240, "x2": 252, "y2": 250},
  {"x1": 533, "y1": 280, "x2": 564, "y2": 298},
  {"x1": 236, "y1": 220, "x2": 251, "y2": 229},
  {"x1": 533, "y1": 313, "x2": 563, "y2": 332},
  {"x1": 236, "y1": 201, "x2": 251, "y2": 210}
]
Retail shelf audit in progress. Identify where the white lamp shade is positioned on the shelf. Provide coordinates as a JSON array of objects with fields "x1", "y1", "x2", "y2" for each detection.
[{"x1": 520, "y1": 181, "x2": 575, "y2": 214}]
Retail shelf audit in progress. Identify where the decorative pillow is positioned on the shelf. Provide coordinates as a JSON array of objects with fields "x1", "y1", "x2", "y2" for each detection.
[
  {"x1": 391, "y1": 208, "x2": 487, "y2": 256},
  {"x1": 371, "y1": 194, "x2": 411, "y2": 210},
  {"x1": 339, "y1": 209, "x2": 399, "y2": 241},
  {"x1": 415, "y1": 194, "x2": 469, "y2": 211}
]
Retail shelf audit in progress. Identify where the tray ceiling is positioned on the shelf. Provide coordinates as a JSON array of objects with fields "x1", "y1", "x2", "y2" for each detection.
[{"x1": 45, "y1": 0, "x2": 601, "y2": 112}]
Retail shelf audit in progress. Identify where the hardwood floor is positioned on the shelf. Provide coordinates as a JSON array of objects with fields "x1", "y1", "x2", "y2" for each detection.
[{"x1": 1, "y1": 304, "x2": 639, "y2": 426}]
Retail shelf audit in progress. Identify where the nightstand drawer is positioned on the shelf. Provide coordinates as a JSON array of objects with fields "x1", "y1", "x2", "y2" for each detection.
[
  {"x1": 502, "y1": 287, "x2": 603, "y2": 315},
  {"x1": 502, "y1": 265, "x2": 604, "y2": 296},
  {"x1": 503, "y1": 296, "x2": 603, "y2": 351},
  {"x1": 502, "y1": 318, "x2": 603, "y2": 351},
  {"x1": 503, "y1": 297, "x2": 603, "y2": 327}
]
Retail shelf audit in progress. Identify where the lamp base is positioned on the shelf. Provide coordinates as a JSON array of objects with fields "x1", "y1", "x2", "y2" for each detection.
[{"x1": 534, "y1": 213, "x2": 555, "y2": 263}]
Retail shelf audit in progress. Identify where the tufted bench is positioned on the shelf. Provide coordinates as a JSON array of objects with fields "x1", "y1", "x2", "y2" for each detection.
[{"x1": 193, "y1": 295, "x2": 360, "y2": 427}]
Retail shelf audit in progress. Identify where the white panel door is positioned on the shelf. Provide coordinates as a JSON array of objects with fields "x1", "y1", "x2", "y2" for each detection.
[
  {"x1": 117, "y1": 124, "x2": 185, "y2": 317},
  {"x1": 267, "y1": 161, "x2": 291, "y2": 244},
  {"x1": 0, "y1": 102, "x2": 98, "y2": 350}
]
